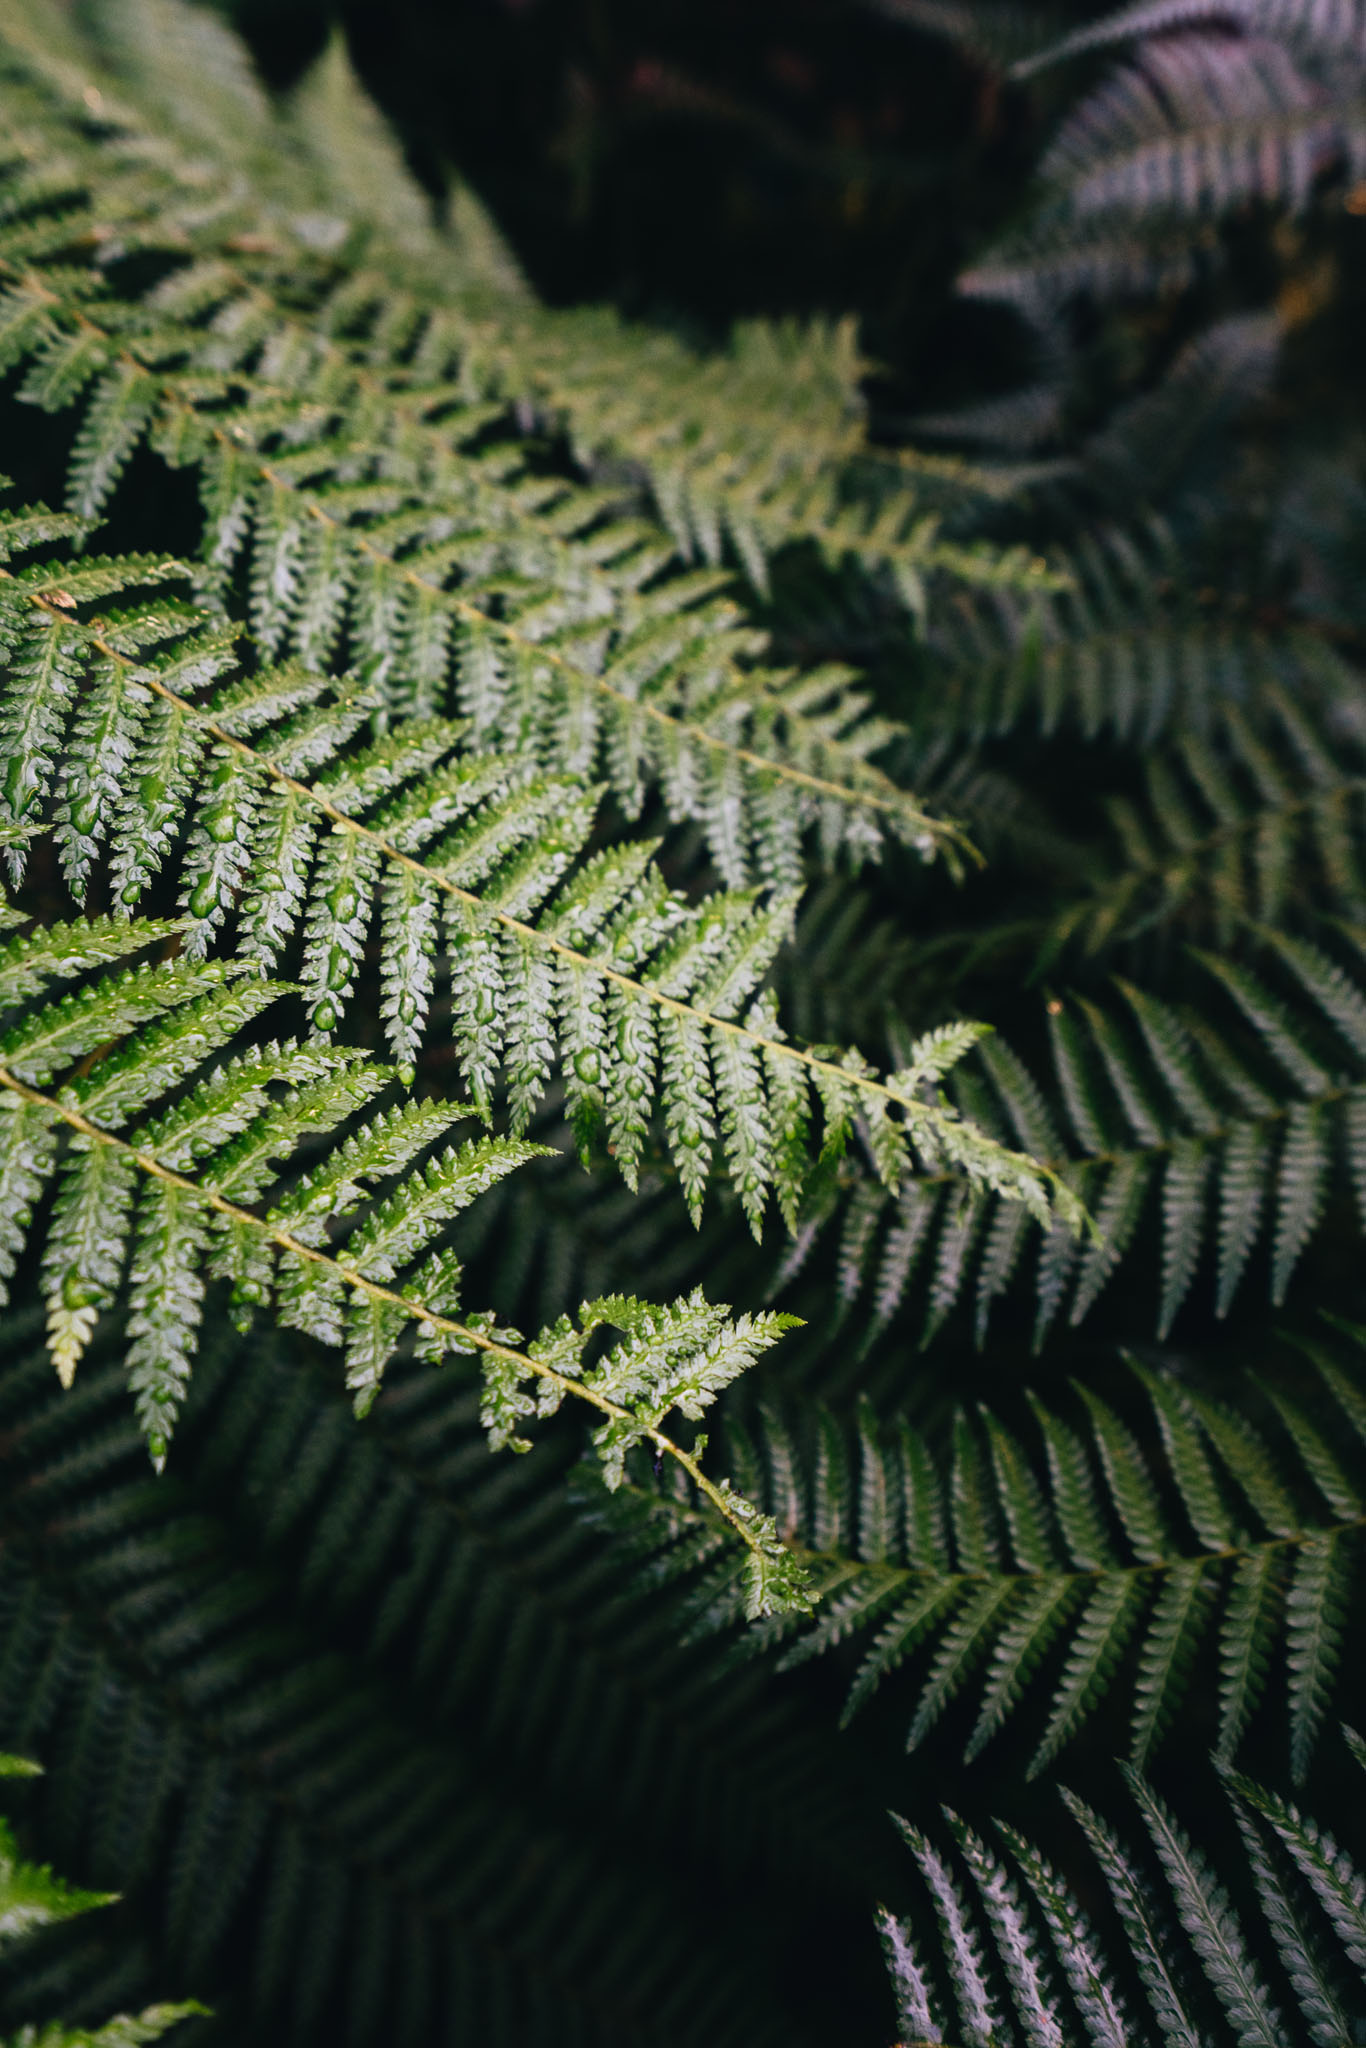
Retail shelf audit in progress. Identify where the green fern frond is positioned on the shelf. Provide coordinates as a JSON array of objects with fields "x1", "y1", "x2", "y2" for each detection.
[
  {"x1": 207, "y1": 0, "x2": 1051, "y2": 610},
  {"x1": 883, "y1": 1738, "x2": 1366, "y2": 2048},
  {"x1": 620, "y1": 1329, "x2": 1366, "y2": 1774},
  {"x1": 0, "y1": 919, "x2": 809, "y2": 1606},
  {"x1": 0, "y1": 49, "x2": 948, "y2": 880},
  {"x1": 0, "y1": 551, "x2": 1074, "y2": 1242},
  {"x1": 0, "y1": 0, "x2": 1058, "y2": 874}
]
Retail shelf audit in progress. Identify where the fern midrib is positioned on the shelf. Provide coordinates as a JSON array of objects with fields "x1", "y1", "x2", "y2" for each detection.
[
  {"x1": 0, "y1": 252, "x2": 960, "y2": 848},
  {"x1": 0, "y1": 1057, "x2": 773, "y2": 1570},
  {"x1": 754, "y1": 1513, "x2": 1366, "y2": 1606}
]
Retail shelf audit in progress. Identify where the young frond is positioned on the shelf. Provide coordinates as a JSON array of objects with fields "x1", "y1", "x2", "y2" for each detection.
[
  {"x1": 623, "y1": 1331, "x2": 1366, "y2": 1774},
  {"x1": 0, "y1": 566, "x2": 1074, "y2": 1241},
  {"x1": 0, "y1": 919, "x2": 809, "y2": 1606},
  {"x1": 883, "y1": 1741, "x2": 1366, "y2": 2048}
]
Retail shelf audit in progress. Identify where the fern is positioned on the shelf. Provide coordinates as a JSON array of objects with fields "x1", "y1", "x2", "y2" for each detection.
[
  {"x1": 941, "y1": 0, "x2": 1366, "y2": 322},
  {"x1": 789, "y1": 927, "x2": 1366, "y2": 1343},
  {"x1": 0, "y1": 524, "x2": 1071, "y2": 1252},
  {"x1": 0, "y1": 0, "x2": 1062, "y2": 881},
  {"x1": 618, "y1": 1323, "x2": 1366, "y2": 1777},
  {"x1": 0, "y1": 1753, "x2": 199, "y2": 2045},
  {"x1": 0, "y1": 1311, "x2": 866, "y2": 2048},
  {"x1": 883, "y1": 1735, "x2": 1366, "y2": 2048},
  {"x1": 923, "y1": 518, "x2": 1353, "y2": 749},
  {"x1": 925, "y1": 680, "x2": 1366, "y2": 979},
  {"x1": 0, "y1": 1, "x2": 1363, "y2": 2039},
  {"x1": 0, "y1": 915, "x2": 817, "y2": 1608},
  {"x1": 66, "y1": 0, "x2": 1057, "y2": 621}
]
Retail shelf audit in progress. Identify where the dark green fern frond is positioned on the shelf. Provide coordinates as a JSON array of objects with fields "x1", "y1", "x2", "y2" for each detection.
[
  {"x1": 629, "y1": 1329, "x2": 1366, "y2": 1776},
  {"x1": 924, "y1": 517, "x2": 1352, "y2": 750},
  {"x1": 883, "y1": 1738, "x2": 1366, "y2": 2048},
  {"x1": 0, "y1": 1313, "x2": 864, "y2": 2048},
  {"x1": 789, "y1": 925, "x2": 1366, "y2": 1344},
  {"x1": 934, "y1": 680, "x2": 1366, "y2": 979}
]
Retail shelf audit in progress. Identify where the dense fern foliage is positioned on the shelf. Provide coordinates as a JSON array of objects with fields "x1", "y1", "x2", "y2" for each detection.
[
  {"x1": 883, "y1": 1728, "x2": 1366, "y2": 2048},
  {"x1": 0, "y1": 0, "x2": 1363, "y2": 2041}
]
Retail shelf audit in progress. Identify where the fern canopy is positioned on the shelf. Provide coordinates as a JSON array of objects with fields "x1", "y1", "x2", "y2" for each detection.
[{"x1": 0, "y1": 0, "x2": 1365, "y2": 2043}]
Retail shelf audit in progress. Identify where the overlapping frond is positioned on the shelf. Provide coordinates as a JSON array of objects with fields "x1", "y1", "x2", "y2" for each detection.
[
  {"x1": 937, "y1": 679, "x2": 1366, "y2": 978},
  {"x1": 0, "y1": 536, "x2": 1074, "y2": 1246},
  {"x1": 94, "y1": 0, "x2": 1060, "y2": 613},
  {"x1": 0, "y1": 26, "x2": 934, "y2": 878},
  {"x1": 883, "y1": 1738, "x2": 1366, "y2": 2048},
  {"x1": 1051, "y1": 698, "x2": 1366, "y2": 962},
  {"x1": 0, "y1": 1315, "x2": 861, "y2": 2048},
  {"x1": 925, "y1": 516, "x2": 1352, "y2": 748},
  {"x1": 0, "y1": 0, "x2": 1061, "y2": 825},
  {"x1": 0, "y1": 917, "x2": 811, "y2": 1605},
  {"x1": 783, "y1": 925, "x2": 1366, "y2": 1344},
  {"x1": 629, "y1": 1329, "x2": 1366, "y2": 1775}
]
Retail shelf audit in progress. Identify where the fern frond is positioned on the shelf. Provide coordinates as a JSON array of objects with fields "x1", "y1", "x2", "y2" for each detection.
[
  {"x1": 882, "y1": 1741, "x2": 1366, "y2": 2048},
  {"x1": 925, "y1": 516, "x2": 1352, "y2": 749},
  {"x1": 0, "y1": 558, "x2": 1074, "y2": 1241},
  {"x1": 0, "y1": 1314, "x2": 865, "y2": 2048},
  {"x1": 0, "y1": 1751, "x2": 202, "y2": 2043},
  {"x1": 623, "y1": 1329, "x2": 1366, "y2": 1773},
  {"x1": 941, "y1": 679, "x2": 1366, "y2": 978},
  {"x1": 0, "y1": 920, "x2": 810, "y2": 1606},
  {"x1": 963, "y1": 0, "x2": 1366, "y2": 315},
  {"x1": 1014, "y1": 0, "x2": 1366, "y2": 76},
  {"x1": 796, "y1": 929, "x2": 1366, "y2": 1342},
  {"x1": 0, "y1": 0, "x2": 1061, "y2": 877}
]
